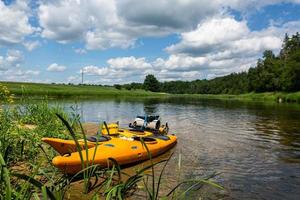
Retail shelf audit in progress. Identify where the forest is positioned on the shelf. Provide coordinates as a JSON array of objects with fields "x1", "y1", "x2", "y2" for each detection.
[{"x1": 124, "y1": 33, "x2": 300, "y2": 94}]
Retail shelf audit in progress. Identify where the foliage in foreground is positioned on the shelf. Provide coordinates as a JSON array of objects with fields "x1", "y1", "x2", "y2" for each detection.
[{"x1": 0, "y1": 84, "x2": 73, "y2": 162}]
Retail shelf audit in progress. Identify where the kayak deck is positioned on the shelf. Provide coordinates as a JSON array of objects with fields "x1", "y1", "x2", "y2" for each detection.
[{"x1": 43, "y1": 133, "x2": 177, "y2": 174}]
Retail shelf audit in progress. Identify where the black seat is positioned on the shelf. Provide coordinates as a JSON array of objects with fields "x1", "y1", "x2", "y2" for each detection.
[
  {"x1": 132, "y1": 136, "x2": 157, "y2": 142},
  {"x1": 87, "y1": 135, "x2": 111, "y2": 142},
  {"x1": 152, "y1": 135, "x2": 170, "y2": 141}
]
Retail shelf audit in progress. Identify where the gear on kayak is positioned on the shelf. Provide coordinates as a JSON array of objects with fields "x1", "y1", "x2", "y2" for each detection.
[{"x1": 42, "y1": 116, "x2": 177, "y2": 174}]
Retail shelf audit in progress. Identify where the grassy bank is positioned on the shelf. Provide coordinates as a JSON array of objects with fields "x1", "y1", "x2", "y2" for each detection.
[
  {"x1": 2, "y1": 81, "x2": 299, "y2": 103},
  {"x1": 1, "y1": 82, "x2": 166, "y2": 98},
  {"x1": 173, "y1": 92, "x2": 300, "y2": 103}
]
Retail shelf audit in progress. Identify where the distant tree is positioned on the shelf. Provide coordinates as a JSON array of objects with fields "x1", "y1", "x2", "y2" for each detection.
[
  {"x1": 127, "y1": 33, "x2": 300, "y2": 94},
  {"x1": 114, "y1": 84, "x2": 122, "y2": 90},
  {"x1": 281, "y1": 49, "x2": 300, "y2": 91},
  {"x1": 124, "y1": 84, "x2": 132, "y2": 90},
  {"x1": 143, "y1": 74, "x2": 160, "y2": 92}
]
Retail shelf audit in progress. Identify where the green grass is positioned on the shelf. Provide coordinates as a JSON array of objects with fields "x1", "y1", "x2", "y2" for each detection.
[
  {"x1": 172, "y1": 91, "x2": 300, "y2": 103},
  {"x1": 3, "y1": 81, "x2": 299, "y2": 103},
  {"x1": 1, "y1": 82, "x2": 166, "y2": 98}
]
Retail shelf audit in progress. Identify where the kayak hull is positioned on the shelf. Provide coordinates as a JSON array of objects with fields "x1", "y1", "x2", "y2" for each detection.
[{"x1": 45, "y1": 135, "x2": 177, "y2": 174}]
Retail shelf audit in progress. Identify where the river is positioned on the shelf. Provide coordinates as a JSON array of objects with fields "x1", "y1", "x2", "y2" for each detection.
[{"x1": 53, "y1": 97, "x2": 300, "y2": 199}]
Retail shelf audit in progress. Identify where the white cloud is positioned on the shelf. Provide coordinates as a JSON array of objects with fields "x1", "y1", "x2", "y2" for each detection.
[
  {"x1": 12, "y1": 69, "x2": 40, "y2": 76},
  {"x1": 166, "y1": 17, "x2": 249, "y2": 55},
  {"x1": 85, "y1": 30, "x2": 135, "y2": 50},
  {"x1": 67, "y1": 75, "x2": 80, "y2": 82},
  {"x1": 38, "y1": 0, "x2": 121, "y2": 45},
  {"x1": 0, "y1": 49, "x2": 41, "y2": 82},
  {"x1": 37, "y1": 0, "x2": 300, "y2": 51},
  {"x1": 155, "y1": 16, "x2": 300, "y2": 79},
  {"x1": 74, "y1": 48, "x2": 87, "y2": 54},
  {"x1": 0, "y1": 68, "x2": 40, "y2": 82},
  {"x1": 23, "y1": 41, "x2": 41, "y2": 51},
  {"x1": 165, "y1": 16, "x2": 284, "y2": 57},
  {"x1": 107, "y1": 56, "x2": 152, "y2": 70},
  {"x1": 0, "y1": 0, "x2": 34, "y2": 46},
  {"x1": 82, "y1": 65, "x2": 109, "y2": 76},
  {"x1": 47, "y1": 63, "x2": 67, "y2": 72},
  {"x1": 81, "y1": 56, "x2": 153, "y2": 84},
  {"x1": 0, "y1": 50, "x2": 23, "y2": 71}
]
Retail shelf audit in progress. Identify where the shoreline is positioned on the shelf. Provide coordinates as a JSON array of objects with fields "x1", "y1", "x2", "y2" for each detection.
[{"x1": 2, "y1": 81, "x2": 300, "y2": 103}]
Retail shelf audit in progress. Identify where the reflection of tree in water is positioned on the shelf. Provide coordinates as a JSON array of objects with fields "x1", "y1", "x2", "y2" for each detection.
[
  {"x1": 142, "y1": 98, "x2": 161, "y2": 115},
  {"x1": 143, "y1": 104, "x2": 157, "y2": 115},
  {"x1": 252, "y1": 108, "x2": 300, "y2": 163}
]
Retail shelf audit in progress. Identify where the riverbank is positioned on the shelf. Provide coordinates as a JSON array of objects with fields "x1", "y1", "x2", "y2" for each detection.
[
  {"x1": 1, "y1": 81, "x2": 165, "y2": 98},
  {"x1": 173, "y1": 92, "x2": 300, "y2": 103},
  {"x1": 2, "y1": 81, "x2": 299, "y2": 103}
]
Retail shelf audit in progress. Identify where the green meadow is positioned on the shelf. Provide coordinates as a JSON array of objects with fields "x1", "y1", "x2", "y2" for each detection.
[
  {"x1": 2, "y1": 81, "x2": 299, "y2": 103},
  {"x1": 1, "y1": 81, "x2": 165, "y2": 98}
]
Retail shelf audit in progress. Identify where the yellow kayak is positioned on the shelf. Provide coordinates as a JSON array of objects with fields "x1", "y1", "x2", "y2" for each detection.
[{"x1": 43, "y1": 123, "x2": 177, "y2": 174}]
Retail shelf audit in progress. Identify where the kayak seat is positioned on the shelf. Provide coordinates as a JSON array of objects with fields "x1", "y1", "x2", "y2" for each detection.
[
  {"x1": 152, "y1": 135, "x2": 170, "y2": 141},
  {"x1": 87, "y1": 135, "x2": 111, "y2": 142},
  {"x1": 132, "y1": 136, "x2": 157, "y2": 144}
]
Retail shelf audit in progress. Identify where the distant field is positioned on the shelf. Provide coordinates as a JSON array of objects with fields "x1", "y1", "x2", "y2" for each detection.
[
  {"x1": 1, "y1": 82, "x2": 166, "y2": 98},
  {"x1": 1, "y1": 81, "x2": 299, "y2": 103}
]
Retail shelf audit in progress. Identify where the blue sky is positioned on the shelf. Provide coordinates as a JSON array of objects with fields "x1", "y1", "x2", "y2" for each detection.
[{"x1": 0, "y1": 0, "x2": 300, "y2": 84}]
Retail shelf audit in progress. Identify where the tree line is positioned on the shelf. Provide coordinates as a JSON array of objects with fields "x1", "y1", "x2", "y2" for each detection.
[{"x1": 119, "y1": 33, "x2": 300, "y2": 94}]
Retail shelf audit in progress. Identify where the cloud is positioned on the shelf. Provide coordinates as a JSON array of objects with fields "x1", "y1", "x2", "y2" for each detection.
[
  {"x1": 116, "y1": 0, "x2": 219, "y2": 30},
  {"x1": 81, "y1": 56, "x2": 153, "y2": 84},
  {"x1": 47, "y1": 63, "x2": 66, "y2": 72},
  {"x1": 0, "y1": 0, "x2": 34, "y2": 46},
  {"x1": 157, "y1": 16, "x2": 300, "y2": 79},
  {"x1": 0, "y1": 50, "x2": 23, "y2": 71},
  {"x1": 74, "y1": 48, "x2": 87, "y2": 54},
  {"x1": 165, "y1": 16, "x2": 283, "y2": 57},
  {"x1": 0, "y1": 49, "x2": 41, "y2": 82},
  {"x1": 12, "y1": 69, "x2": 40, "y2": 76},
  {"x1": 38, "y1": 0, "x2": 120, "y2": 45},
  {"x1": 85, "y1": 30, "x2": 135, "y2": 50},
  {"x1": 0, "y1": 68, "x2": 40, "y2": 82},
  {"x1": 37, "y1": 0, "x2": 300, "y2": 51},
  {"x1": 23, "y1": 41, "x2": 41, "y2": 51},
  {"x1": 67, "y1": 75, "x2": 80, "y2": 83},
  {"x1": 107, "y1": 56, "x2": 152, "y2": 70}
]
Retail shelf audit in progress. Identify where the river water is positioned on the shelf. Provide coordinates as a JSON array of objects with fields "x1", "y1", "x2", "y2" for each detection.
[{"x1": 55, "y1": 97, "x2": 300, "y2": 199}]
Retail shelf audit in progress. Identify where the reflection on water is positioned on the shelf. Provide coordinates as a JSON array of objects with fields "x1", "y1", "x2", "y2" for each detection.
[{"x1": 56, "y1": 98, "x2": 300, "y2": 200}]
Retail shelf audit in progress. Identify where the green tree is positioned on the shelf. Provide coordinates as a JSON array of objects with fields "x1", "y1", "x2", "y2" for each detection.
[
  {"x1": 143, "y1": 74, "x2": 160, "y2": 92},
  {"x1": 114, "y1": 84, "x2": 122, "y2": 90}
]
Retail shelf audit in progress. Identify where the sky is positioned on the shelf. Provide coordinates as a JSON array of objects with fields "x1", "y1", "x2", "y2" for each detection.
[{"x1": 0, "y1": 0, "x2": 300, "y2": 85}]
